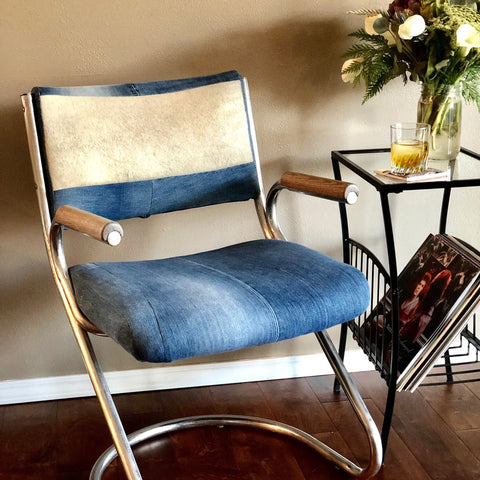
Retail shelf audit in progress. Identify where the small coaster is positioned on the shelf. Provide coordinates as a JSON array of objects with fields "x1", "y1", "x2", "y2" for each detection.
[{"x1": 374, "y1": 167, "x2": 450, "y2": 183}]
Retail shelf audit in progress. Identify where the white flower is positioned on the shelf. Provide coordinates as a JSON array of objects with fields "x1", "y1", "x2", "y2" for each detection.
[
  {"x1": 341, "y1": 58, "x2": 362, "y2": 83},
  {"x1": 398, "y1": 15, "x2": 426, "y2": 40},
  {"x1": 456, "y1": 24, "x2": 480, "y2": 56}
]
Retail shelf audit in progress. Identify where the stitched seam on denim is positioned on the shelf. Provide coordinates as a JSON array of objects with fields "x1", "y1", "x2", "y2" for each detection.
[
  {"x1": 128, "y1": 83, "x2": 141, "y2": 95},
  {"x1": 148, "y1": 180, "x2": 154, "y2": 216},
  {"x1": 88, "y1": 263, "x2": 168, "y2": 360},
  {"x1": 179, "y1": 258, "x2": 280, "y2": 341},
  {"x1": 275, "y1": 267, "x2": 328, "y2": 325},
  {"x1": 144, "y1": 298, "x2": 168, "y2": 360}
]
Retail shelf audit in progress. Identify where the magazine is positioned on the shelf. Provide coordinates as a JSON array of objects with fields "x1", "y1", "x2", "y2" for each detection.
[{"x1": 357, "y1": 234, "x2": 480, "y2": 392}]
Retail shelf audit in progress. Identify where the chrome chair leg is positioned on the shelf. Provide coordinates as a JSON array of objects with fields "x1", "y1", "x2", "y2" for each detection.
[
  {"x1": 72, "y1": 326, "x2": 143, "y2": 480},
  {"x1": 90, "y1": 331, "x2": 382, "y2": 480},
  {"x1": 315, "y1": 331, "x2": 383, "y2": 478}
]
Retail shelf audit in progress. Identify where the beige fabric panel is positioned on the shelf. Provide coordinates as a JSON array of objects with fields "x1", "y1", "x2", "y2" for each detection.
[{"x1": 40, "y1": 80, "x2": 253, "y2": 191}]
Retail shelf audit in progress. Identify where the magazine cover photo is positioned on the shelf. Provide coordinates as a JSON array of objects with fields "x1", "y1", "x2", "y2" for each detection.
[{"x1": 358, "y1": 234, "x2": 480, "y2": 386}]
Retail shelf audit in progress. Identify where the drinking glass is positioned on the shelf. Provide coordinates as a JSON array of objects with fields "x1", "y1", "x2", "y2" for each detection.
[{"x1": 390, "y1": 123, "x2": 430, "y2": 174}]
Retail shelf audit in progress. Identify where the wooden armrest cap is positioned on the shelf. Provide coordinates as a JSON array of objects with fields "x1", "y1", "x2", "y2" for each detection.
[
  {"x1": 280, "y1": 171, "x2": 359, "y2": 204},
  {"x1": 54, "y1": 205, "x2": 123, "y2": 246}
]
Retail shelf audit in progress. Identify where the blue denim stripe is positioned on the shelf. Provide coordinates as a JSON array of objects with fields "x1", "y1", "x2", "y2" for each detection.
[
  {"x1": 53, "y1": 162, "x2": 260, "y2": 220},
  {"x1": 33, "y1": 71, "x2": 242, "y2": 97},
  {"x1": 69, "y1": 239, "x2": 370, "y2": 363},
  {"x1": 149, "y1": 162, "x2": 259, "y2": 215},
  {"x1": 54, "y1": 180, "x2": 152, "y2": 220}
]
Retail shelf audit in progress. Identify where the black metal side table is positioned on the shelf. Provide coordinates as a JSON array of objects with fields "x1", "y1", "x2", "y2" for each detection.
[{"x1": 331, "y1": 147, "x2": 480, "y2": 454}]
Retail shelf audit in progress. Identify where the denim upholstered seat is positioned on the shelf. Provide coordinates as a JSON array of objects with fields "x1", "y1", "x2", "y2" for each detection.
[{"x1": 70, "y1": 239, "x2": 369, "y2": 362}]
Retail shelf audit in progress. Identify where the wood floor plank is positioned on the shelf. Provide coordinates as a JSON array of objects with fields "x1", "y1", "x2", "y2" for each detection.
[
  {"x1": 306, "y1": 374, "x2": 350, "y2": 403},
  {"x1": 56, "y1": 396, "x2": 113, "y2": 476},
  {"x1": 165, "y1": 428, "x2": 242, "y2": 479},
  {"x1": 354, "y1": 371, "x2": 480, "y2": 480},
  {"x1": 157, "y1": 386, "x2": 218, "y2": 417},
  {"x1": 0, "y1": 473, "x2": 58, "y2": 480},
  {"x1": 115, "y1": 385, "x2": 217, "y2": 423},
  {"x1": 2, "y1": 372, "x2": 480, "y2": 478},
  {"x1": 423, "y1": 362, "x2": 480, "y2": 399},
  {"x1": 454, "y1": 362, "x2": 480, "y2": 399},
  {"x1": 0, "y1": 401, "x2": 57, "y2": 476},
  {"x1": 464, "y1": 379, "x2": 480, "y2": 399},
  {"x1": 213, "y1": 428, "x2": 312, "y2": 479},
  {"x1": 390, "y1": 398, "x2": 480, "y2": 480},
  {"x1": 456, "y1": 429, "x2": 480, "y2": 462},
  {"x1": 419, "y1": 382, "x2": 480, "y2": 432},
  {"x1": 208, "y1": 382, "x2": 275, "y2": 418},
  {"x1": 324, "y1": 398, "x2": 431, "y2": 480},
  {"x1": 307, "y1": 431, "x2": 358, "y2": 478},
  {"x1": 110, "y1": 425, "x2": 346, "y2": 479},
  {"x1": 259, "y1": 377, "x2": 335, "y2": 433}
]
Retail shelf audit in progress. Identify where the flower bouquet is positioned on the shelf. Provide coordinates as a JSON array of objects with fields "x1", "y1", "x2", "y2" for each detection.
[{"x1": 342, "y1": 0, "x2": 480, "y2": 160}]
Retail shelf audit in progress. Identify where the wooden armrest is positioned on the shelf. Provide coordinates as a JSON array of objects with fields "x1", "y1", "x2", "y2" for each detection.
[
  {"x1": 280, "y1": 171, "x2": 359, "y2": 204},
  {"x1": 53, "y1": 205, "x2": 123, "y2": 246}
]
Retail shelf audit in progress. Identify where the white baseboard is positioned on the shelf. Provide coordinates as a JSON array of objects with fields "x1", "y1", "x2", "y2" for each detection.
[{"x1": 0, "y1": 350, "x2": 373, "y2": 406}]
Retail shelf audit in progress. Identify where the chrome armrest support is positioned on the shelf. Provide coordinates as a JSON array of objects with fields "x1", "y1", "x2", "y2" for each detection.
[
  {"x1": 266, "y1": 171, "x2": 359, "y2": 240},
  {"x1": 53, "y1": 205, "x2": 124, "y2": 246},
  {"x1": 48, "y1": 207, "x2": 116, "y2": 335}
]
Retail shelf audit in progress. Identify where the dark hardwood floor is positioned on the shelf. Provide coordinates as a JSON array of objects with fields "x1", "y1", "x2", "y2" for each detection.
[{"x1": 1, "y1": 366, "x2": 480, "y2": 479}]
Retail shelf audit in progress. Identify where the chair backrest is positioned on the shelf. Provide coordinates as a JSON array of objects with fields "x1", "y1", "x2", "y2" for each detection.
[{"x1": 28, "y1": 71, "x2": 262, "y2": 221}]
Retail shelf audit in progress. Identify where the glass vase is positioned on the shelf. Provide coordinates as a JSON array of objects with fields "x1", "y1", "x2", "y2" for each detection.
[
  {"x1": 450, "y1": 0, "x2": 477, "y2": 10},
  {"x1": 417, "y1": 83, "x2": 462, "y2": 161}
]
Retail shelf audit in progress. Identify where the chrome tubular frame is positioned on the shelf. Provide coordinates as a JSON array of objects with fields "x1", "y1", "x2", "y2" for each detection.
[
  {"x1": 241, "y1": 78, "x2": 275, "y2": 240},
  {"x1": 91, "y1": 331, "x2": 382, "y2": 480},
  {"x1": 23, "y1": 93, "x2": 141, "y2": 480},
  {"x1": 264, "y1": 176, "x2": 383, "y2": 476},
  {"x1": 265, "y1": 180, "x2": 287, "y2": 240},
  {"x1": 23, "y1": 88, "x2": 382, "y2": 479},
  {"x1": 265, "y1": 176, "x2": 359, "y2": 241},
  {"x1": 22, "y1": 94, "x2": 100, "y2": 333}
]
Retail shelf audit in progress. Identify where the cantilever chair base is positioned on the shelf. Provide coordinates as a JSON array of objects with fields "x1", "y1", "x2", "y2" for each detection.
[
  {"x1": 91, "y1": 415, "x2": 365, "y2": 479},
  {"x1": 90, "y1": 331, "x2": 382, "y2": 480}
]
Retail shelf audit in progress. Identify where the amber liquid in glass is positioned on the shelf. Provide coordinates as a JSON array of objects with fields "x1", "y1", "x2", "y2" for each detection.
[{"x1": 391, "y1": 140, "x2": 429, "y2": 174}]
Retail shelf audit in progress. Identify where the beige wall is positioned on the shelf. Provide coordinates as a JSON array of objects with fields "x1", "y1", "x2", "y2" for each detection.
[{"x1": 1, "y1": 1, "x2": 479, "y2": 384}]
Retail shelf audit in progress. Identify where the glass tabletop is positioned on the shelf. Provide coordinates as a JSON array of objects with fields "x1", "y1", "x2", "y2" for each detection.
[{"x1": 332, "y1": 148, "x2": 480, "y2": 192}]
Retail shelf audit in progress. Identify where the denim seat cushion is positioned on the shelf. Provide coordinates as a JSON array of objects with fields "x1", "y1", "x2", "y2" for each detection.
[{"x1": 69, "y1": 239, "x2": 370, "y2": 363}]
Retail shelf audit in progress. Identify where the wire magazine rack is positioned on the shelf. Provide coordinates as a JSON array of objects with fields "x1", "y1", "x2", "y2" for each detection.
[
  {"x1": 346, "y1": 238, "x2": 480, "y2": 388},
  {"x1": 331, "y1": 148, "x2": 480, "y2": 455}
]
